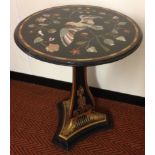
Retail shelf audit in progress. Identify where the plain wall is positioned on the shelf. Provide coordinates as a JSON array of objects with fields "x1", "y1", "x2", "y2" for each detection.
[{"x1": 10, "y1": 0, "x2": 145, "y2": 97}]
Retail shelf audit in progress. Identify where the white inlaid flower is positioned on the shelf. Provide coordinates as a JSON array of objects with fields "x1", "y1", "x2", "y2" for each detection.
[
  {"x1": 86, "y1": 46, "x2": 97, "y2": 53},
  {"x1": 49, "y1": 37, "x2": 55, "y2": 42},
  {"x1": 36, "y1": 17, "x2": 47, "y2": 22},
  {"x1": 116, "y1": 36, "x2": 126, "y2": 42},
  {"x1": 104, "y1": 39, "x2": 115, "y2": 46},
  {"x1": 38, "y1": 30, "x2": 44, "y2": 36},
  {"x1": 46, "y1": 43, "x2": 60, "y2": 52}
]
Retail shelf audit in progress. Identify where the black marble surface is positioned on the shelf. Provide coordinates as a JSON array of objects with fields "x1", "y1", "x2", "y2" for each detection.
[{"x1": 14, "y1": 5, "x2": 142, "y2": 66}]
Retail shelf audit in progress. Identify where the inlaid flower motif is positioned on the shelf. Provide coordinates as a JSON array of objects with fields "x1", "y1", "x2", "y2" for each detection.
[
  {"x1": 86, "y1": 46, "x2": 97, "y2": 53},
  {"x1": 42, "y1": 14, "x2": 50, "y2": 17},
  {"x1": 48, "y1": 28, "x2": 57, "y2": 34},
  {"x1": 36, "y1": 17, "x2": 47, "y2": 22},
  {"x1": 34, "y1": 37, "x2": 44, "y2": 44},
  {"x1": 38, "y1": 30, "x2": 44, "y2": 36},
  {"x1": 124, "y1": 29, "x2": 130, "y2": 33},
  {"x1": 52, "y1": 13, "x2": 61, "y2": 17},
  {"x1": 49, "y1": 37, "x2": 55, "y2": 42},
  {"x1": 70, "y1": 49, "x2": 80, "y2": 55},
  {"x1": 45, "y1": 43, "x2": 60, "y2": 52},
  {"x1": 113, "y1": 16, "x2": 119, "y2": 20},
  {"x1": 104, "y1": 39, "x2": 115, "y2": 46},
  {"x1": 29, "y1": 30, "x2": 33, "y2": 34},
  {"x1": 116, "y1": 36, "x2": 126, "y2": 42}
]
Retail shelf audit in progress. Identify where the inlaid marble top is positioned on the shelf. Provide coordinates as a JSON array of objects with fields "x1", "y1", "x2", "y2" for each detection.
[{"x1": 14, "y1": 5, "x2": 142, "y2": 66}]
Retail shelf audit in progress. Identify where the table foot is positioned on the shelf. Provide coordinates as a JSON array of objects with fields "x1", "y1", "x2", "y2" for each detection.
[{"x1": 52, "y1": 100, "x2": 111, "y2": 150}]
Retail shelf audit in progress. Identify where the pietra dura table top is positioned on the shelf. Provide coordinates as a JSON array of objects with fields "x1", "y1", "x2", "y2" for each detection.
[
  {"x1": 14, "y1": 5, "x2": 142, "y2": 66},
  {"x1": 14, "y1": 5, "x2": 142, "y2": 150}
]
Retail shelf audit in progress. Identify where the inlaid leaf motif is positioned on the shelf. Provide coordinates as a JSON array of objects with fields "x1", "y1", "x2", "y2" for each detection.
[
  {"x1": 113, "y1": 16, "x2": 119, "y2": 20},
  {"x1": 86, "y1": 46, "x2": 97, "y2": 53},
  {"x1": 48, "y1": 28, "x2": 57, "y2": 34},
  {"x1": 53, "y1": 20, "x2": 61, "y2": 24},
  {"x1": 117, "y1": 22, "x2": 127, "y2": 26},
  {"x1": 62, "y1": 8, "x2": 70, "y2": 11},
  {"x1": 104, "y1": 21, "x2": 110, "y2": 24},
  {"x1": 36, "y1": 17, "x2": 47, "y2": 22},
  {"x1": 104, "y1": 39, "x2": 115, "y2": 46},
  {"x1": 80, "y1": 32, "x2": 89, "y2": 37},
  {"x1": 34, "y1": 37, "x2": 44, "y2": 44},
  {"x1": 39, "y1": 23, "x2": 49, "y2": 26},
  {"x1": 112, "y1": 29, "x2": 118, "y2": 34},
  {"x1": 76, "y1": 41, "x2": 87, "y2": 45},
  {"x1": 99, "y1": 12, "x2": 106, "y2": 15},
  {"x1": 116, "y1": 36, "x2": 126, "y2": 42},
  {"x1": 42, "y1": 14, "x2": 50, "y2": 17},
  {"x1": 77, "y1": 7, "x2": 82, "y2": 10},
  {"x1": 86, "y1": 11, "x2": 91, "y2": 14},
  {"x1": 28, "y1": 24, "x2": 35, "y2": 28}
]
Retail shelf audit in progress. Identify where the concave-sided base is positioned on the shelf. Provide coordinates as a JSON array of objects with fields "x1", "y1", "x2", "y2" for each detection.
[{"x1": 52, "y1": 100, "x2": 112, "y2": 150}]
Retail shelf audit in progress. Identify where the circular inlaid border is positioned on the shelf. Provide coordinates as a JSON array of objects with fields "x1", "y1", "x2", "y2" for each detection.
[{"x1": 14, "y1": 5, "x2": 142, "y2": 66}]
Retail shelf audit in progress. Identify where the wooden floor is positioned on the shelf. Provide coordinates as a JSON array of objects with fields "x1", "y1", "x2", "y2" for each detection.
[{"x1": 11, "y1": 80, "x2": 144, "y2": 155}]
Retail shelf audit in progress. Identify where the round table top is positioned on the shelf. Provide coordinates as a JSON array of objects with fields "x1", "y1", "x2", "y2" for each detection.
[{"x1": 14, "y1": 5, "x2": 142, "y2": 66}]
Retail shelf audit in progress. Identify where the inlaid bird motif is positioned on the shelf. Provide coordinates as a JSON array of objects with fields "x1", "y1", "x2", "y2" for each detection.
[{"x1": 60, "y1": 15, "x2": 104, "y2": 47}]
